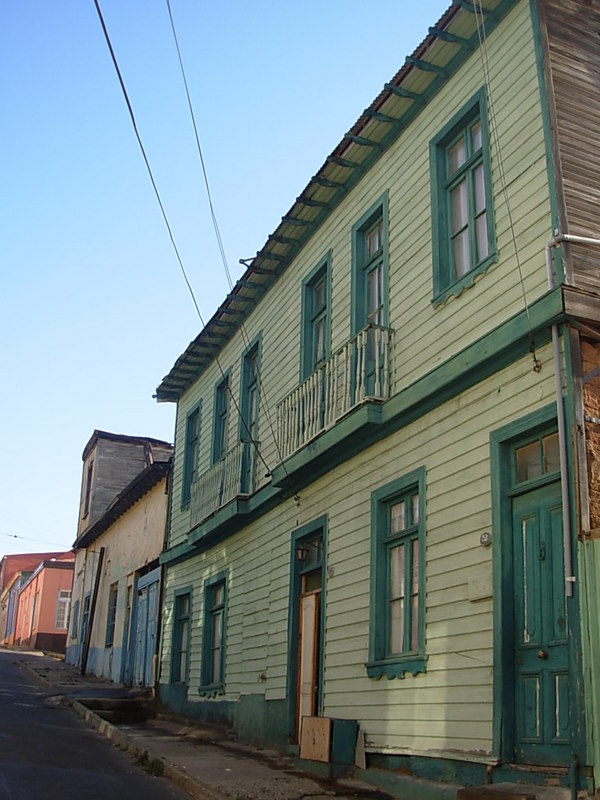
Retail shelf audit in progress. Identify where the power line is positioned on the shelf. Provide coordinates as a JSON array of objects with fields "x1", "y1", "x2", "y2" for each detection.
[
  {"x1": 93, "y1": 0, "x2": 272, "y2": 478},
  {"x1": 472, "y1": 0, "x2": 540, "y2": 372},
  {"x1": 0, "y1": 531, "x2": 71, "y2": 549},
  {"x1": 164, "y1": 0, "x2": 291, "y2": 478}
]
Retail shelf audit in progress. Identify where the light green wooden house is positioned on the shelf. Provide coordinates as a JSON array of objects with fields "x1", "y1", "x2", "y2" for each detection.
[{"x1": 155, "y1": 1, "x2": 600, "y2": 796}]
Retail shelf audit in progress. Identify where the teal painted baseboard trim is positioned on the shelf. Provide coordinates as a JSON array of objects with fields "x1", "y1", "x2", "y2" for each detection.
[
  {"x1": 157, "y1": 684, "x2": 290, "y2": 749},
  {"x1": 358, "y1": 752, "x2": 581, "y2": 798}
]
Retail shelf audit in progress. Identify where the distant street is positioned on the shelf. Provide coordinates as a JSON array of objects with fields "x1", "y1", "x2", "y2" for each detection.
[{"x1": 0, "y1": 651, "x2": 190, "y2": 800}]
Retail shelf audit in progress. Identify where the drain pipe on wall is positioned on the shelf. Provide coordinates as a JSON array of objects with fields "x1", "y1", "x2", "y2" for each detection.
[{"x1": 545, "y1": 233, "x2": 600, "y2": 598}]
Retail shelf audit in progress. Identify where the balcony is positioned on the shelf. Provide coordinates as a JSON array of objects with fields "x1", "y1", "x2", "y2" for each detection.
[
  {"x1": 276, "y1": 324, "x2": 394, "y2": 460},
  {"x1": 190, "y1": 441, "x2": 249, "y2": 530}
]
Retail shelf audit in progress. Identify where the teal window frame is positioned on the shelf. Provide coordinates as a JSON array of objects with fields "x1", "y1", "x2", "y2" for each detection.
[
  {"x1": 171, "y1": 587, "x2": 192, "y2": 684},
  {"x1": 239, "y1": 334, "x2": 261, "y2": 494},
  {"x1": 300, "y1": 252, "x2": 331, "y2": 381},
  {"x1": 200, "y1": 571, "x2": 228, "y2": 694},
  {"x1": 429, "y1": 87, "x2": 496, "y2": 306},
  {"x1": 105, "y1": 583, "x2": 118, "y2": 647},
  {"x1": 286, "y1": 516, "x2": 327, "y2": 733},
  {"x1": 181, "y1": 400, "x2": 202, "y2": 508},
  {"x1": 211, "y1": 370, "x2": 231, "y2": 465},
  {"x1": 367, "y1": 467, "x2": 426, "y2": 679},
  {"x1": 351, "y1": 192, "x2": 389, "y2": 336}
]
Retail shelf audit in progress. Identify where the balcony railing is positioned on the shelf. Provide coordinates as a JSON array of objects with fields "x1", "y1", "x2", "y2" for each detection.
[
  {"x1": 276, "y1": 324, "x2": 394, "y2": 460},
  {"x1": 190, "y1": 440, "x2": 248, "y2": 530}
]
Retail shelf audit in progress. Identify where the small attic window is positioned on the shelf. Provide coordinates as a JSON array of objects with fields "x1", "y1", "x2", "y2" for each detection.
[{"x1": 83, "y1": 459, "x2": 94, "y2": 517}]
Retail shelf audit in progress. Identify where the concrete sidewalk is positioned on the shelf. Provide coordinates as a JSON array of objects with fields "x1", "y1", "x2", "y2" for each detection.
[
  {"x1": 8, "y1": 649, "x2": 574, "y2": 800},
  {"x1": 9, "y1": 649, "x2": 392, "y2": 800}
]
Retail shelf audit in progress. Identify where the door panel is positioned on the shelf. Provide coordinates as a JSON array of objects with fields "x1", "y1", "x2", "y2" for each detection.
[
  {"x1": 512, "y1": 483, "x2": 570, "y2": 765},
  {"x1": 297, "y1": 591, "x2": 319, "y2": 738},
  {"x1": 133, "y1": 587, "x2": 148, "y2": 686}
]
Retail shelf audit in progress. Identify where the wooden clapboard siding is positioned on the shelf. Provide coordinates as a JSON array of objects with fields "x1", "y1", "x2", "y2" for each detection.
[
  {"x1": 160, "y1": 343, "x2": 555, "y2": 751},
  {"x1": 167, "y1": 0, "x2": 549, "y2": 557},
  {"x1": 540, "y1": 0, "x2": 600, "y2": 290},
  {"x1": 158, "y1": 0, "x2": 576, "y2": 759}
]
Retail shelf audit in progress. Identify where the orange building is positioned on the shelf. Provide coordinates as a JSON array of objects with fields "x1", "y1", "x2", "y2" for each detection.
[{"x1": 14, "y1": 553, "x2": 74, "y2": 653}]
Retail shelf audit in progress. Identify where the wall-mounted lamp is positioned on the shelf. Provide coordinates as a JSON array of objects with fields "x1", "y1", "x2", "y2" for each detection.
[{"x1": 295, "y1": 545, "x2": 309, "y2": 562}]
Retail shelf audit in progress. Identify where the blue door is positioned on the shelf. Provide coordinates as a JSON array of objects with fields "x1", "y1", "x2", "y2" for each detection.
[{"x1": 132, "y1": 569, "x2": 160, "y2": 687}]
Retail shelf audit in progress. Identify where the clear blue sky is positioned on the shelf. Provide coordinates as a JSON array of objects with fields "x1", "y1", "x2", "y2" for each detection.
[{"x1": 1, "y1": 1, "x2": 449, "y2": 555}]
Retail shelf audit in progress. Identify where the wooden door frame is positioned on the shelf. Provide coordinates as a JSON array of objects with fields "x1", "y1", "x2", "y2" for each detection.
[
  {"x1": 490, "y1": 404, "x2": 584, "y2": 765},
  {"x1": 287, "y1": 516, "x2": 327, "y2": 744}
]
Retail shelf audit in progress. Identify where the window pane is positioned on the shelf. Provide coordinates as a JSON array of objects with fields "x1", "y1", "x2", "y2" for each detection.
[
  {"x1": 390, "y1": 599, "x2": 404, "y2": 654},
  {"x1": 453, "y1": 229, "x2": 471, "y2": 277},
  {"x1": 476, "y1": 213, "x2": 489, "y2": 261},
  {"x1": 315, "y1": 317, "x2": 325, "y2": 363},
  {"x1": 411, "y1": 494, "x2": 419, "y2": 525},
  {"x1": 366, "y1": 220, "x2": 382, "y2": 257},
  {"x1": 314, "y1": 277, "x2": 326, "y2": 311},
  {"x1": 516, "y1": 441, "x2": 541, "y2": 482},
  {"x1": 543, "y1": 433, "x2": 560, "y2": 474},
  {"x1": 213, "y1": 585, "x2": 224, "y2": 607},
  {"x1": 391, "y1": 501, "x2": 406, "y2": 533},
  {"x1": 448, "y1": 136, "x2": 466, "y2": 174},
  {"x1": 474, "y1": 163, "x2": 486, "y2": 215},
  {"x1": 410, "y1": 539, "x2": 419, "y2": 650},
  {"x1": 451, "y1": 181, "x2": 468, "y2": 233},
  {"x1": 411, "y1": 593, "x2": 419, "y2": 651},
  {"x1": 411, "y1": 538, "x2": 419, "y2": 595},
  {"x1": 471, "y1": 120, "x2": 483, "y2": 152},
  {"x1": 390, "y1": 544, "x2": 405, "y2": 599}
]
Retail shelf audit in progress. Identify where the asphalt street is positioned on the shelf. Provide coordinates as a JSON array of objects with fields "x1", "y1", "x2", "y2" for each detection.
[{"x1": 0, "y1": 650, "x2": 191, "y2": 800}]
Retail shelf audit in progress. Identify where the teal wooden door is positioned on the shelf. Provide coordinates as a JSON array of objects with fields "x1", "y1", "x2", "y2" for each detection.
[{"x1": 512, "y1": 482, "x2": 570, "y2": 765}]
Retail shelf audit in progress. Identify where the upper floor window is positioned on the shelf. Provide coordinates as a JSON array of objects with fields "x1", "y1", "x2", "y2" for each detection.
[
  {"x1": 430, "y1": 87, "x2": 496, "y2": 306},
  {"x1": 301, "y1": 253, "x2": 331, "y2": 380},
  {"x1": 240, "y1": 337, "x2": 261, "y2": 494},
  {"x1": 83, "y1": 459, "x2": 94, "y2": 518},
  {"x1": 182, "y1": 401, "x2": 201, "y2": 507},
  {"x1": 351, "y1": 193, "x2": 389, "y2": 337},
  {"x1": 367, "y1": 468, "x2": 426, "y2": 679},
  {"x1": 212, "y1": 372, "x2": 231, "y2": 464}
]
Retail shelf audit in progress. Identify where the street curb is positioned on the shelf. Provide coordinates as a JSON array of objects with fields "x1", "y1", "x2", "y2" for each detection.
[{"x1": 67, "y1": 698, "x2": 222, "y2": 800}]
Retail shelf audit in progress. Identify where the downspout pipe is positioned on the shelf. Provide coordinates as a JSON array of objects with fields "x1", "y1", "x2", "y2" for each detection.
[
  {"x1": 545, "y1": 238, "x2": 574, "y2": 597},
  {"x1": 544, "y1": 233, "x2": 600, "y2": 598}
]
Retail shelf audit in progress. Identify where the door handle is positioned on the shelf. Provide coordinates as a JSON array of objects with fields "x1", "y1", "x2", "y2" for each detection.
[{"x1": 537, "y1": 649, "x2": 548, "y2": 659}]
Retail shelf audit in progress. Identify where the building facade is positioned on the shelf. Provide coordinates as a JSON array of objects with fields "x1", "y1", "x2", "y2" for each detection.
[
  {"x1": 155, "y1": 1, "x2": 600, "y2": 795},
  {"x1": 0, "y1": 552, "x2": 68, "y2": 646},
  {"x1": 66, "y1": 431, "x2": 172, "y2": 686},
  {"x1": 13, "y1": 555, "x2": 74, "y2": 653}
]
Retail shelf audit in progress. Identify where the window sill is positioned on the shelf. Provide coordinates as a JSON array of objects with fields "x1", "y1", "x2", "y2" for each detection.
[
  {"x1": 432, "y1": 252, "x2": 497, "y2": 308},
  {"x1": 366, "y1": 656, "x2": 426, "y2": 680},
  {"x1": 198, "y1": 682, "x2": 224, "y2": 697}
]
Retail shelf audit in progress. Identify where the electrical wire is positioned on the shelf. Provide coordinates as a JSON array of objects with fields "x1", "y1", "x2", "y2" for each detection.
[
  {"x1": 472, "y1": 0, "x2": 541, "y2": 372},
  {"x1": 164, "y1": 0, "x2": 291, "y2": 477},
  {"x1": 93, "y1": 0, "x2": 272, "y2": 477},
  {"x1": 0, "y1": 531, "x2": 71, "y2": 549}
]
